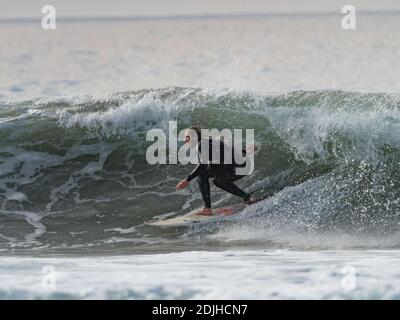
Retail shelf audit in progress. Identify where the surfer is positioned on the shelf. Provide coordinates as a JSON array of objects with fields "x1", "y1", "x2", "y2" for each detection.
[{"x1": 176, "y1": 126, "x2": 255, "y2": 215}]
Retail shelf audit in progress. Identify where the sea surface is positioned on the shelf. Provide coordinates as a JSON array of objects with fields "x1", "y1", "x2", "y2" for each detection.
[{"x1": 1, "y1": 12, "x2": 400, "y2": 299}]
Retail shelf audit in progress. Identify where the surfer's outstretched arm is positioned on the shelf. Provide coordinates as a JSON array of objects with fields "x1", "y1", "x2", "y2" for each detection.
[
  {"x1": 175, "y1": 162, "x2": 205, "y2": 190},
  {"x1": 186, "y1": 163, "x2": 205, "y2": 182}
]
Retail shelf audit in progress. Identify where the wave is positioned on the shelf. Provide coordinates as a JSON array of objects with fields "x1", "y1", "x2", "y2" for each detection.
[{"x1": 1, "y1": 87, "x2": 400, "y2": 251}]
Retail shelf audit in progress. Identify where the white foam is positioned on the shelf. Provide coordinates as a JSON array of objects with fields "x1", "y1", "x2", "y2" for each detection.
[
  {"x1": 0, "y1": 210, "x2": 46, "y2": 244},
  {"x1": 0, "y1": 249, "x2": 399, "y2": 299},
  {"x1": 6, "y1": 191, "x2": 27, "y2": 201}
]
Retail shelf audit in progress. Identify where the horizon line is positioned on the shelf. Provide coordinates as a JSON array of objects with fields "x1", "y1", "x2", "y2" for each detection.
[{"x1": 1, "y1": 9, "x2": 400, "y2": 24}]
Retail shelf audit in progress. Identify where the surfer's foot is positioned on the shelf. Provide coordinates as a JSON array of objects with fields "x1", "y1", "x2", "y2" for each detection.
[
  {"x1": 193, "y1": 207, "x2": 212, "y2": 216},
  {"x1": 244, "y1": 195, "x2": 256, "y2": 205}
]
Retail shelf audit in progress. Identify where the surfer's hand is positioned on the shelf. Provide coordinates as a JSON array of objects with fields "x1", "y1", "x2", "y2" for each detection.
[{"x1": 176, "y1": 179, "x2": 189, "y2": 190}]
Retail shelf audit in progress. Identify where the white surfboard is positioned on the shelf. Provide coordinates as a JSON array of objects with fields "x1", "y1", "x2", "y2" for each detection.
[{"x1": 146, "y1": 203, "x2": 247, "y2": 228}]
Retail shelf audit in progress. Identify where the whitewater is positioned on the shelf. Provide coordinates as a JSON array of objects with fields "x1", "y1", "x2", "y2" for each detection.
[{"x1": 1, "y1": 12, "x2": 400, "y2": 299}]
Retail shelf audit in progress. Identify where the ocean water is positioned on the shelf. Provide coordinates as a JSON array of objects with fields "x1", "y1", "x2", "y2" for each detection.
[{"x1": 1, "y1": 12, "x2": 400, "y2": 299}]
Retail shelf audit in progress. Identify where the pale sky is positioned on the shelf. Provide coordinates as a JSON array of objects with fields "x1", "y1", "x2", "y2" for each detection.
[{"x1": 1, "y1": 0, "x2": 400, "y2": 19}]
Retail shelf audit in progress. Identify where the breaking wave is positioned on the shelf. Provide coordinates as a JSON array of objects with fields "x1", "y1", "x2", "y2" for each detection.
[{"x1": 1, "y1": 87, "x2": 400, "y2": 252}]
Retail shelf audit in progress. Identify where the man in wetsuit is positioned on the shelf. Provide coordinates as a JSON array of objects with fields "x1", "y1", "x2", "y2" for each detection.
[{"x1": 176, "y1": 126, "x2": 255, "y2": 216}]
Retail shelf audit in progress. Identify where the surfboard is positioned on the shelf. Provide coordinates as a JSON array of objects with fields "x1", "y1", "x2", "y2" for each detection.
[
  {"x1": 146, "y1": 191, "x2": 275, "y2": 228},
  {"x1": 146, "y1": 203, "x2": 247, "y2": 228}
]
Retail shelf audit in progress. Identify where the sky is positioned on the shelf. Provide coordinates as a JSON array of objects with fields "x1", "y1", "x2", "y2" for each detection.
[{"x1": 1, "y1": 0, "x2": 400, "y2": 19}]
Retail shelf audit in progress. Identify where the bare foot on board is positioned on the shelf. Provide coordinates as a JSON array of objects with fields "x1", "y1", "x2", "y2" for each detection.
[{"x1": 193, "y1": 207, "x2": 213, "y2": 216}]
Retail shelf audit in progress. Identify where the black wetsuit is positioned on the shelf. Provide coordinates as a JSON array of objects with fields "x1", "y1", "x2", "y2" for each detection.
[{"x1": 186, "y1": 139, "x2": 250, "y2": 208}]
